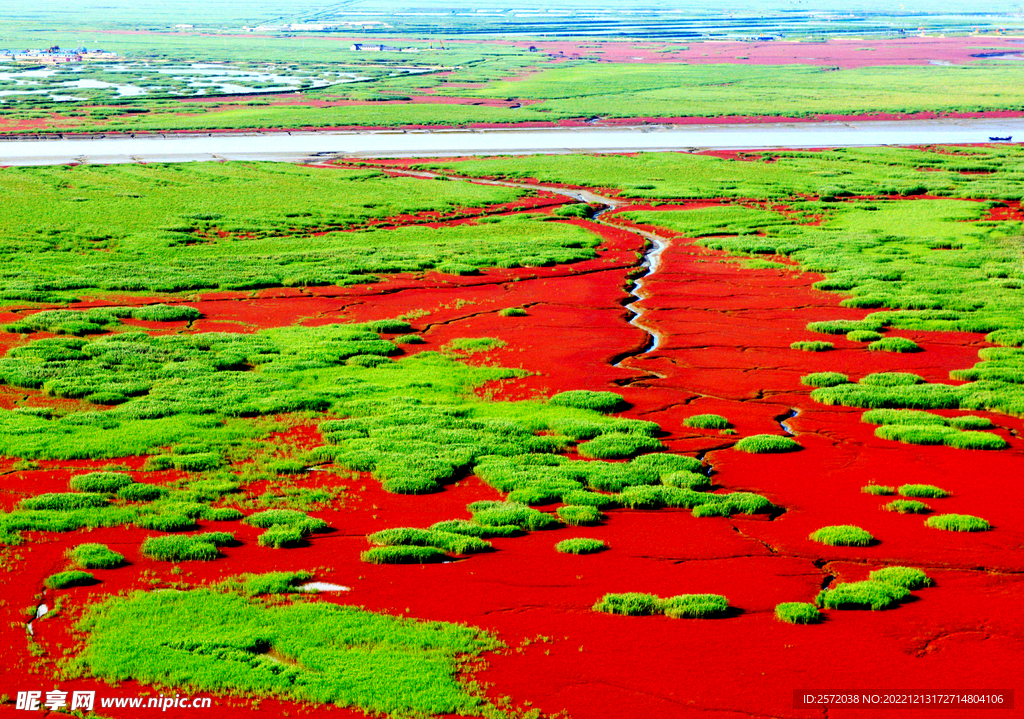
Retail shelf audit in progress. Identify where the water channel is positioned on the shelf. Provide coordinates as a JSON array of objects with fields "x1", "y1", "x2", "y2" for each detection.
[{"x1": 0, "y1": 117, "x2": 1021, "y2": 166}]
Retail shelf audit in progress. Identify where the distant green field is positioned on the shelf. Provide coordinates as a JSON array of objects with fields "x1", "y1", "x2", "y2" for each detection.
[{"x1": 0, "y1": 161, "x2": 605, "y2": 299}]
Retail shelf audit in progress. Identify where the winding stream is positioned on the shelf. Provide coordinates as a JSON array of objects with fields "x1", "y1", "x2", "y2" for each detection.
[{"x1": 379, "y1": 167, "x2": 668, "y2": 369}]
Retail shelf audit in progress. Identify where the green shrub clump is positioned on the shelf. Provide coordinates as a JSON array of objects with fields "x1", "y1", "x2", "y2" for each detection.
[
  {"x1": 69, "y1": 472, "x2": 135, "y2": 493},
  {"x1": 734, "y1": 435, "x2": 801, "y2": 453},
  {"x1": 21, "y1": 493, "x2": 108, "y2": 511},
  {"x1": 360, "y1": 545, "x2": 448, "y2": 564},
  {"x1": 790, "y1": 341, "x2": 833, "y2": 352},
  {"x1": 861, "y1": 484, "x2": 895, "y2": 496},
  {"x1": 868, "y1": 337, "x2": 922, "y2": 353},
  {"x1": 885, "y1": 500, "x2": 931, "y2": 514},
  {"x1": 469, "y1": 501, "x2": 560, "y2": 531},
  {"x1": 555, "y1": 538, "x2": 607, "y2": 554},
  {"x1": 45, "y1": 570, "x2": 97, "y2": 589},
  {"x1": 682, "y1": 414, "x2": 730, "y2": 429},
  {"x1": 592, "y1": 593, "x2": 662, "y2": 616},
  {"x1": 847, "y1": 330, "x2": 883, "y2": 342},
  {"x1": 875, "y1": 424, "x2": 957, "y2": 445},
  {"x1": 117, "y1": 483, "x2": 167, "y2": 502},
  {"x1": 556, "y1": 505, "x2": 603, "y2": 526},
  {"x1": 141, "y1": 533, "x2": 233, "y2": 562},
  {"x1": 577, "y1": 432, "x2": 662, "y2": 459},
  {"x1": 809, "y1": 525, "x2": 875, "y2": 547},
  {"x1": 548, "y1": 390, "x2": 625, "y2": 413},
  {"x1": 68, "y1": 543, "x2": 125, "y2": 569},
  {"x1": 593, "y1": 592, "x2": 730, "y2": 618},
  {"x1": 801, "y1": 372, "x2": 849, "y2": 388},
  {"x1": 661, "y1": 594, "x2": 730, "y2": 619},
  {"x1": 868, "y1": 566, "x2": 933, "y2": 590},
  {"x1": 925, "y1": 514, "x2": 991, "y2": 532},
  {"x1": 948, "y1": 415, "x2": 993, "y2": 430},
  {"x1": 367, "y1": 527, "x2": 492, "y2": 555},
  {"x1": 898, "y1": 484, "x2": 948, "y2": 498},
  {"x1": 860, "y1": 373, "x2": 924, "y2": 387},
  {"x1": 775, "y1": 602, "x2": 823, "y2": 624},
  {"x1": 498, "y1": 307, "x2": 528, "y2": 317},
  {"x1": 816, "y1": 580, "x2": 909, "y2": 610},
  {"x1": 943, "y1": 431, "x2": 1008, "y2": 450}
]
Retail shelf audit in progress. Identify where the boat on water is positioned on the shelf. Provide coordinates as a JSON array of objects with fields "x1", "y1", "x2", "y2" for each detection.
[{"x1": 989, "y1": 136, "x2": 1013, "y2": 141}]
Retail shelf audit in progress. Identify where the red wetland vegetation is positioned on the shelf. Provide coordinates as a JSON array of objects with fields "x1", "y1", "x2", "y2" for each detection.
[{"x1": 1, "y1": 152, "x2": 1022, "y2": 719}]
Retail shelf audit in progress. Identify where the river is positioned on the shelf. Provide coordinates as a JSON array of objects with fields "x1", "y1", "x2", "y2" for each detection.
[{"x1": 0, "y1": 117, "x2": 1021, "y2": 166}]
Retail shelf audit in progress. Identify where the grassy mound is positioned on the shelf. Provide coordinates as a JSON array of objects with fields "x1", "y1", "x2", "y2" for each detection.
[
  {"x1": 682, "y1": 414, "x2": 730, "y2": 429},
  {"x1": 884, "y1": 500, "x2": 931, "y2": 514},
  {"x1": 861, "y1": 484, "x2": 895, "y2": 496},
  {"x1": 593, "y1": 592, "x2": 730, "y2": 618},
  {"x1": 868, "y1": 566, "x2": 933, "y2": 590},
  {"x1": 944, "y1": 431, "x2": 1008, "y2": 450},
  {"x1": 925, "y1": 514, "x2": 991, "y2": 532},
  {"x1": 868, "y1": 337, "x2": 922, "y2": 353},
  {"x1": 592, "y1": 593, "x2": 662, "y2": 616},
  {"x1": 45, "y1": 570, "x2": 97, "y2": 589},
  {"x1": 68, "y1": 543, "x2": 126, "y2": 569},
  {"x1": 360, "y1": 546, "x2": 449, "y2": 564},
  {"x1": 775, "y1": 602, "x2": 823, "y2": 624},
  {"x1": 548, "y1": 390, "x2": 625, "y2": 413},
  {"x1": 846, "y1": 330, "x2": 883, "y2": 342},
  {"x1": 555, "y1": 538, "x2": 607, "y2": 554},
  {"x1": 555, "y1": 505, "x2": 603, "y2": 526},
  {"x1": 898, "y1": 484, "x2": 949, "y2": 498},
  {"x1": 816, "y1": 580, "x2": 909, "y2": 610},
  {"x1": 790, "y1": 341, "x2": 833, "y2": 352},
  {"x1": 734, "y1": 435, "x2": 801, "y2": 453},
  {"x1": 367, "y1": 528, "x2": 492, "y2": 555},
  {"x1": 801, "y1": 372, "x2": 849, "y2": 388},
  {"x1": 141, "y1": 533, "x2": 233, "y2": 562},
  {"x1": 68, "y1": 472, "x2": 135, "y2": 493},
  {"x1": 860, "y1": 372, "x2": 924, "y2": 387},
  {"x1": 809, "y1": 525, "x2": 875, "y2": 547}
]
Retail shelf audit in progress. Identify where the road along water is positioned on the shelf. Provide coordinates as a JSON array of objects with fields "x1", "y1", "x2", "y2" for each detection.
[{"x1": 0, "y1": 117, "x2": 1022, "y2": 166}]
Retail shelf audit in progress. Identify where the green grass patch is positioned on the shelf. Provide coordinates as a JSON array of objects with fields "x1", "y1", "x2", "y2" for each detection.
[
  {"x1": 816, "y1": 580, "x2": 909, "y2": 610},
  {"x1": 790, "y1": 341, "x2": 834, "y2": 352},
  {"x1": 45, "y1": 570, "x2": 97, "y2": 589},
  {"x1": 555, "y1": 505, "x2": 603, "y2": 526},
  {"x1": 884, "y1": 500, "x2": 931, "y2": 514},
  {"x1": 868, "y1": 337, "x2": 922, "y2": 353},
  {"x1": 860, "y1": 373, "x2": 924, "y2": 387},
  {"x1": 74, "y1": 587, "x2": 500, "y2": 716},
  {"x1": 360, "y1": 545, "x2": 449, "y2": 564},
  {"x1": 68, "y1": 472, "x2": 135, "y2": 493},
  {"x1": 554, "y1": 538, "x2": 607, "y2": 554},
  {"x1": 68, "y1": 543, "x2": 125, "y2": 569},
  {"x1": 734, "y1": 435, "x2": 801, "y2": 453},
  {"x1": 925, "y1": 514, "x2": 991, "y2": 532},
  {"x1": 868, "y1": 566, "x2": 933, "y2": 590},
  {"x1": 140, "y1": 533, "x2": 233, "y2": 562},
  {"x1": 944, "y1": 431, "x2": 1008, "y2": 450},
  {"x1": 681, "y1": 414, "x2": 729, "y2": 429},
  {"x1": 498, "y1": 307, "x2": 527, "y2": 317},
  {"x1": 898, "y1": 484, "x2": 949, "y2": 498},
  {"x1": 875, "y1": 424, "x2": 958, "y2": 445},
  {"x1": 809, "y1": 525, "x2": 875, "y2": 547},
  {"x1": 861, "y1": 484, "x2": 896, "y2": 496},
  {"x1": 775, "y1": 602, "x2": 823, "y2": 624},
  {"x1": 548, "y1": 390, "x2": 625, "y2": 413},
  {"x1": 593, "y1": 592, "x2": 730, "y2": 618},
  {"x1": 368, "y1": 528, "x2": 492, "y2": 555},
  {"x1": 846, "y1": 330, "x2": 883, "y2": 342},
  {"x1": 801, "y1": 372, "x2": 849, "y2": 388}
]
